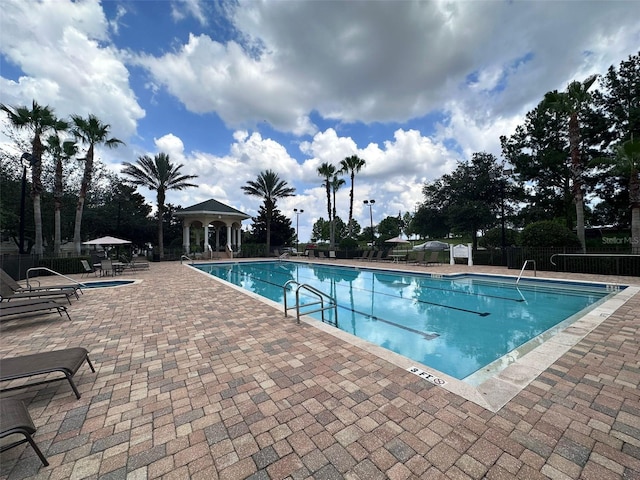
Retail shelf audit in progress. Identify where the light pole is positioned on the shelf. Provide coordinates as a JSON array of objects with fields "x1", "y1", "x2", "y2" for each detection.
[
  {"x1": 19, "y1": 153, "x2": 37, "y2": 255},
  {"x1": 294, "y1": 208, "x2": 304, "y2": 253},
  {"x1": 363, "y1": 199, "x2": 375, "y2": 249}
]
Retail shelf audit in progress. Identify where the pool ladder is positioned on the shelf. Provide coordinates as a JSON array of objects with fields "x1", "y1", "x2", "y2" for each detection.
[{"x1": 283, "y1": 280, "x2": 338, "y2": 327}]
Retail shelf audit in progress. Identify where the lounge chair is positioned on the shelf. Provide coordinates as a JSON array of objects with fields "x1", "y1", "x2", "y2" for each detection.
[
  {"x1": 0, "y1": 269, "x2": 81, "y2": 298},
  {"x1": 329, "y1": 251, "x2": 337, "y2": 260},
  {"x1": 80, "y1": 260, "x2": 97, "y2": 278},
  {"x1": 0, "y1": 281, "x2": 75, "y2": 305},
  {"x1": 0, "y1": 298, "x2": 71, "y2": 322},
  {"x1": 355, "y1": 250, "x2": 372, "y2": 261},
  {"x1": 0, "y1": 398, "x2": 49, "y2": 467},
  {"x1": 370, "y1": 250, "x2": 385, "y2": 262},
  {"x1": 424, "y1": 251, "x2": 440, "y2": 265},
  {"x1": 412, "y1": 251, "x2": 425, "y2": 265},
  {"x1": 0, "y1": 347, "x2": 94, "y2": 399}
]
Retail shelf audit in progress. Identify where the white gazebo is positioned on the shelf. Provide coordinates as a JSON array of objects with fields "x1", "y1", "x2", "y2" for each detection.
[{"x1": 174, "y1": 199, "x2": 250, "y2": 258}]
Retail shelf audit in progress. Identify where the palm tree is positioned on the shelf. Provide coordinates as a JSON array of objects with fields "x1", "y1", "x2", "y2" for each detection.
[
  {"x1": 543, "y1": 74, "x2": 598, "y2": 252},
  {"x1": 317, "y1": 162, "x2": 337, "y2": 247},
  {"x1": 339, "y1": 155, "x2": 366, "y2": 237},
  {"x1": 242, "y1": 170, "x2": 295, "y2": 255},
  {"x1": 122, "y1": 153, "x2": 198, "y2": 259},
  {"x1": 71, "y1": 114, "x2": 124, "y2": 254},
  {"x1": 612, "y1": 138, "x2": 640, "y2": 253},
  {"x1": 331, "y1": 174, "x2": 346, "y2": 247},
  {"x1": 1, "y1": 101, "x2": 62, "y2": 255},
  {"x1": 46, "y1": 133, "x2": 77, "y2": 255}
]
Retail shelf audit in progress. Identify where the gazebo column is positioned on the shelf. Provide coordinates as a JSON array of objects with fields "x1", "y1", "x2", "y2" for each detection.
[
  {"x1": 226, "y1": 225, "x2": 232, "y2": 248},
  {"x1": 182, "y1": 224, "x2": 190, "y2": 253},
  {"x1": 215, "y1": 229, "x2": 220, "y2": 251},
  {"x1": 236, "y1": 226, "x2": 242, "y2": 250},
  {"x1": 204, "y1": 225, "x2": 211, "y2": 251}
]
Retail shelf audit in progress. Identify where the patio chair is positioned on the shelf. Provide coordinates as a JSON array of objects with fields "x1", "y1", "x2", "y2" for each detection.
[
  {"x1": 80, "y1": 260, "x2": 97, "y2": 278},
  {"x1": 412, "y1": 251, "x2": 425, "y2": 265},
  {"x1": 370, "y1": 250, "x2": 385, "y2": 262},
  {"x1": 100, "y1": 259, "x2": 113, "y2": 277},
  {"x1": 355, "y1": 250, "x2": 372, "y2": 261},
  {"x1": 329, "y1": 251, "x2": 337, "y2": 260},
  {"x1": 0, "y1": 280, "x2": 75, "y2": 305},
  {"x1": 0, "y1": 347, "x2": 94, "y2": 399},
  {"x1": 424, "y1": 251, "x2": 440, "y2": 265},
  {"x1": 0, "y1": 398, "x2": 49, "y2": 467},
  {"x1": 0, "y1": 269, "x2": 81, "y2": 298}
]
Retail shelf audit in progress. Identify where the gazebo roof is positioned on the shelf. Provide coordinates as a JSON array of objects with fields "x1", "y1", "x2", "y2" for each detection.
[{"x1": 175, "y1": 199, "x2": 250, "y2": 219}]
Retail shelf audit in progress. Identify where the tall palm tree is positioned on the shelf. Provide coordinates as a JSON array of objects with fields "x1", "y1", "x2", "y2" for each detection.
[
  {"x1": 331, "y1": 174, "x2": 345, "y2": 247},
  {"x1": 46, "y1": 133, "x2": 77, "y2": 255},
  {"x1": 1, "y1": 101, "x2": 63, "y2": 255},
  {"x1": 242, "y1": 170, "x2": 295, "y2": 255},
  {"x1": 339, "y1": 155, "x2": 366, "y2": 237},
  {"x1": 612, "y1": 138, "x2": 640, "y2": 253},
  {"x1": 317, "y1": 162, "x2": 337, "y2": 247},
  {"x1": 543, "y1": 74, "x2": 598, "y2": 252},
  {"x1": 122, "y1": 153, "x2": 198, "y2": 259},
  {"x1": 71, "y1": 114, "x2": 124, "y2": 254}
]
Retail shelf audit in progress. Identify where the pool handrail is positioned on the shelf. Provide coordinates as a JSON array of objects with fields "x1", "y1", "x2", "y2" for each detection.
[
  {"x1": 516, "y1": 260, "x2": 536, "y2": 285},
  {"x1": 180, "y1": 254, "x2": 194, "y2": 265},
  {"x1": 26, "y1": 267, "x2": 87, "y2": 289},
  {"x1": 283, "y1": 280, "x2": 338, "y2": 327}
]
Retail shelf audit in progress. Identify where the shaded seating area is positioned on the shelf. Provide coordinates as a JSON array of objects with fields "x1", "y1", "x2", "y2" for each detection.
[
  {"x1": 0, "y1": 398, "x2": 49, "y2": 467},
  {"x1": 0, "y1": 348, "x2": 95, "y2": 400}
]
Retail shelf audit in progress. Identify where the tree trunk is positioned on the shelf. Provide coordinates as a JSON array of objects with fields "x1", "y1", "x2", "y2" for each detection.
[
  {"x1": 73, "y1": 197, "x2": 85, "y2": 255},
  {"x1": 348, "y1": 172, "x2": 354, "y2": 237},
  {"x1": 33, "y1": 194, "x2": 43, "y2": 255},
  {"x1": 54, "y1": 208, "x2": 61, "y2": 256},
  {"x1": 73, "y1": 145, "x2": 94, "y2": 255},
  {"x1": 569, "y1": 113, "x2": 586, "y2": 253},
  {"x1": 157, "y1": 189, "x2": 165, "y2": 259}
]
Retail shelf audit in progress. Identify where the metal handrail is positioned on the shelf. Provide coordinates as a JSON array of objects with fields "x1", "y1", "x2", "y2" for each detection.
[
  {"x1": 516, "y1": 260, "x2": 536, "y2": 285},
  {"x1": 283, "y1": 280, "x2": 338, "y2": 326},
  {"x1": 180, "y1": 254, "x2": 194, "y2": 264},
  {"x1": 26, "y1": 267, "x2": 86, "y2": 289}
]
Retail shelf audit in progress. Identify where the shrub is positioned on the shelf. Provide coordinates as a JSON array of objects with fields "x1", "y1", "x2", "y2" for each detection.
[
  {"x1": 479, "y1": 228, "x2": 519, "y2": 248},
  {"x1": 339, "y1": 237, "x2": 359, "y2": 250},
  {"x1": 520, "y1": 221, "x2": 581, "y2": 247}
]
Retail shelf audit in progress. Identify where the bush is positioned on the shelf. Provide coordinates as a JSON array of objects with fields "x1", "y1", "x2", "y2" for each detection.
[
  {"x1": 339, "y1": 237, "x2": 359, "y2": 250},
  {"x1": 479, "y1": 228, "x2": 519, "y2": 248},
  {"x1": 520, "y1": 221, "x2": 581, "y2": 247}
]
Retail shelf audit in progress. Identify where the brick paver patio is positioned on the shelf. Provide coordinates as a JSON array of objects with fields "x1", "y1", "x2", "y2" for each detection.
[{"x1": 1, "y1": 261, "x2": 638, "y2": 479}]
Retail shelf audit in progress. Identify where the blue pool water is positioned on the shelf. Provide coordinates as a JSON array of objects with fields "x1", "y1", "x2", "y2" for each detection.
[{"x1": 196, "y1": 261, "x2": 617, "y2": 380}]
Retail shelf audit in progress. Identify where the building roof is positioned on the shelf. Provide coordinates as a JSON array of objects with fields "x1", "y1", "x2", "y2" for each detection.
[{"x1": 175, "y1": 199, "x2": 250, "y2": 218}]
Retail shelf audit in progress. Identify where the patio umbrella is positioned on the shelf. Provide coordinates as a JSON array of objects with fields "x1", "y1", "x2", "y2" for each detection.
[
  {"x1": 82, "y1": 236, "x2": 131, "y2": 246},
  {"x1": 385, "y1": 236, "x2": 410, "y2": 244}
]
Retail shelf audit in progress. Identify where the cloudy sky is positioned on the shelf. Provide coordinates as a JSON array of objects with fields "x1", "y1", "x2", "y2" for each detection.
[{"x1": 1, "y1": 0, "x2": 639, "y2": 242}]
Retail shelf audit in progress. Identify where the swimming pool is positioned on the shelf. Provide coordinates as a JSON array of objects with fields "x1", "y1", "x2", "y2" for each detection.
[{"x1": 195, "y1": 261, "x2": 621, "y2": 382}]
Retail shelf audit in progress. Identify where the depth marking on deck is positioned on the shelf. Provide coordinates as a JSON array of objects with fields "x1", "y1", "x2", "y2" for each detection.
[{"x1": 407, "y1": 366, "x2": 446, "y2": 385}]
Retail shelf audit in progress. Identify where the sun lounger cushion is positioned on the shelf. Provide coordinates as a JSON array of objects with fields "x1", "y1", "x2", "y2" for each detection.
[
  {"x1": 0, "y1": 348, "x2": 94, "y2": 399},
  {"x1": 0, "y1": 398, "x2": 49, "y2": 466}
]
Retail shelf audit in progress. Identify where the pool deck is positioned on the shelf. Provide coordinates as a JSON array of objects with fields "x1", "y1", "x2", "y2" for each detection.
[{"x1": 1, "y1": 260, "x2": 639, "y2": 479}]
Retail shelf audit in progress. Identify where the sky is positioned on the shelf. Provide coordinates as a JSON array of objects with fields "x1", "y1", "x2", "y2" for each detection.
[{"x1": 1, "y1": 0, "x2": 639, "y2": 243}]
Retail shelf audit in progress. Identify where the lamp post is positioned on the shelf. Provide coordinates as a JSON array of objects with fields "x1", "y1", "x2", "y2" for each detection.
[
  {"x1": 19, "y1": 153, "x2": 37, "y2": 255},
  {"x1": 363, "y1": 199, "x2": 375, "y2": 249},
  {"x1": 500, "y1": 169, "x2": 513, "y2": 266},
  {"x1": 294, "y1": 208, "x2": 304, "y2": 253}
]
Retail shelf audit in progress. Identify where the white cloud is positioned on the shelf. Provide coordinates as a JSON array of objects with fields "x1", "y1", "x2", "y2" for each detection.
[{"x1": 0, "y1": 0, "x2": 145, "y2": 141}]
